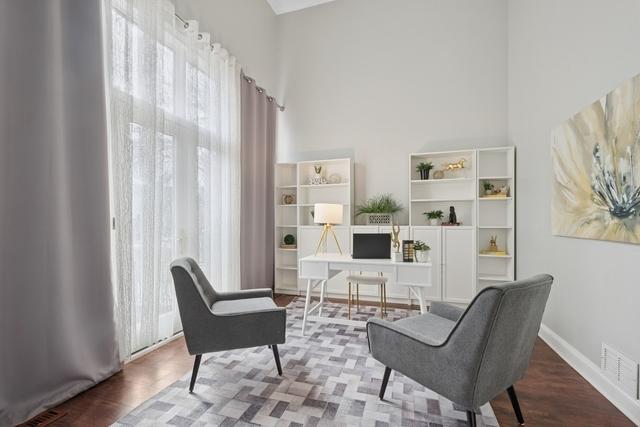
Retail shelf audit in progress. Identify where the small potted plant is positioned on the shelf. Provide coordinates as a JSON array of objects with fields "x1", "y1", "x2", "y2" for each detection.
[
  {"x1": 424, "y1": 209, "x2": 444, "y2": 226},
  {"x1": 413, "y1": 241, "x2": 430, "y2": 263},
  {"x1": 483, "y1": 181, "x2": 495, "y2": 196},
  {"x1": 355, "y1": 193, "x2": 403, "y2": 225},
  {"x1": 416, "y1": 162, "x2": 434, "y2": 180},
  {"x1": 281, "y1": 234, "x2": 296, "y2": 249}
]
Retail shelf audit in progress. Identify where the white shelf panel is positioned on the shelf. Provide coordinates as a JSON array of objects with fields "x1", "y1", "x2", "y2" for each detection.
[
  {"x1": 298, "y1": 203, "x2": 351, "y2": 207},
  {"x1": 277, "y1": 185, "x2": 297, "y2": 189},
  {"x1": 278, "y1": 204, "x2": 298, "y2": 207},
  {"x1": 299, "y1": 183, "x2": 349, "y2": 188},
  {"x1": 478, "y1": 225, "x2": 512, "y2": 229},
  {"x1": 478, "y1": 275, "x2": 513, "y2": 282},
  {"x1": 411, "y1": 178, "x2": 475, "y2": 184},
  {"x1": 411, "y1": 198, "x2": 475, "y2": 202},
  {"x1": 478, "y1": 254, "x2": 513, "y2": 259},
  {"x1": 478, "y1": 197, "x2": 513, "y2": 201},
  {"x1": 278, "y1": 248, "x2": 298, "y2": 252},
  {"x1": 276, "y1": 225, "x2": 298, "y2": 228},
  {"x1": 479, "y1": 176, "x2": 512, "y2": 180},
  {"x1": 276, "y1": 265, "x2": 298, "y2": 270}
]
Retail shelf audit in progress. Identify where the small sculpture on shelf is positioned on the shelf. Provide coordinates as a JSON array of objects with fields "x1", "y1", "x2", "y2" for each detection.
[
  {"x1": 480, "y1": 235, "x2": 508, "y2": 256},
  {"x1": 442, "y1": 206, "x2": 461, "y2": 226},
  {"x1": 445, "y1": 158, "x2": 466, "y2": 171},
  {"x1": 489, "y1": 235, "x2": 498, "y2": 252},
  {"x1": 282, "y1": 193, "x2": 296, "y2": 205},
  {"x1": 310, "y1": 164, "x2": 328, "y2": 185}
]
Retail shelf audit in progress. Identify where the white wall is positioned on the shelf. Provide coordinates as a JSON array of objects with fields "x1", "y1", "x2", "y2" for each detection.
[
  {"x1": 275, "y1": 0, "x2": 508, "y2": 224},
  {"x1": 508, "y1": 0, "x2": 640, "y2": 370},
  {"x1": 174, "y1": 0, "x2": 279, "y2": 92}
]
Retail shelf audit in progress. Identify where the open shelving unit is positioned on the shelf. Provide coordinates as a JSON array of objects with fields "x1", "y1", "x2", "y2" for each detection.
[
  {"x1": 409, "y1": 147, "x2": 516, "y2": 304},
  {"x1": 274, "y1": 159, "x2": 353, "y2": 295},
  {"x1": 476, "y1": 147, "x2": 516, "y2": 289},
  {"x1": 409, "y1": 149, "x2": 477, "y2": 227}
]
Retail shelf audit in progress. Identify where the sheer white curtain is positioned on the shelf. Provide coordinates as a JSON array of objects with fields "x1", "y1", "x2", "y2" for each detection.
[{"x1": 104, "y1": 0, "x2": 241, "y2": 359}]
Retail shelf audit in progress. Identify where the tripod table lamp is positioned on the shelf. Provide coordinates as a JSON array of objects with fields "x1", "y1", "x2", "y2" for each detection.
[{"x1": 313, "y1": 203, "x2": 343, "y2": 255}]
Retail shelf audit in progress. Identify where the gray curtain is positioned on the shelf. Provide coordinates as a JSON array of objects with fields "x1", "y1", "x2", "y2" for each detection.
[
  {"x1": 0, "y1": 1, "x2": 120, "y2": 425},
  {"x1": 240, "y1": 75, "x2": 277, "y2": 289}
]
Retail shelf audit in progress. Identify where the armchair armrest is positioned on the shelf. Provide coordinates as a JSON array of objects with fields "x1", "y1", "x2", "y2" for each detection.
[
  {"x1": 430, "y1": 301, "x2": 465, "y2": 322},
  {"x1": 216, "y1": 288, "x2": 274, "y2": 301}
]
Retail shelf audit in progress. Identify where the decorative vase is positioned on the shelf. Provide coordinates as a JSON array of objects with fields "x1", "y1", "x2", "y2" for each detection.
[
  {"x1": 392, "y1": 252, "x2": 403, "y2": 262},
  {"x1": 429, "y1": 218, "x2": 439, "y2": 226},
  {"x1": 485, "y1": 189, "x2": 493, "y2": 196},
  {"x1": 420, "y1": 169, "x2": 430, "y2": 180},
  {"x1": 414, "y1": 250, "x2": 429, "y2": 263}
]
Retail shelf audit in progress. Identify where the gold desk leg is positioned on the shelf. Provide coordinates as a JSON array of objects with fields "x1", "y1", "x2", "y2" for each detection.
[
  {"x1": 379, "y1": 284, "x2": 384, "y2": 318},
  {"x1": 356, "y1": 283, "x2": 360, "y2": 310}
]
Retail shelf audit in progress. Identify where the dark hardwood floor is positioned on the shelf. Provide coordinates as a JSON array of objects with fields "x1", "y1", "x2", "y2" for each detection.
[{"x1": 38, "y1": 295, "x2": 633, "y2": 427}]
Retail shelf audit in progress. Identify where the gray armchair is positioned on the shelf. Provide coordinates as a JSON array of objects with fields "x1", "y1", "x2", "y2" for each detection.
[
  {"x1": 170, "y1": 258, "x2": 286, "y2": 392},
  {"x1": 367, "y1": 274, "x2": 553, "y2": 426}
]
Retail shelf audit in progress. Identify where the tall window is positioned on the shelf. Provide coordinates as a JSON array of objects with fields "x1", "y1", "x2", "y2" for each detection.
[{"x1": 105, "y1": 0, "x2": 241, "y2": 359}]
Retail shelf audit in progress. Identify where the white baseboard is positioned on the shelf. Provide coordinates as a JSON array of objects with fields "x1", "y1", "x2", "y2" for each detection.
[{"x1": 539, "y1": 324, "x2": 640, "y2": 425}]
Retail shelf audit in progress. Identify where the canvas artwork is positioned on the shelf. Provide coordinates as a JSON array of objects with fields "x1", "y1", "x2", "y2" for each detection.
[{"x1": 551, "y1": 73, "x2": 640, "y2": 244}]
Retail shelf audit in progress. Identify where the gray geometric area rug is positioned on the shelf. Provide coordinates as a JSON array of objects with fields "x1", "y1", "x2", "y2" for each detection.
[{"x1": 113, "y1": 298, "x2": 499, "y2": 427}]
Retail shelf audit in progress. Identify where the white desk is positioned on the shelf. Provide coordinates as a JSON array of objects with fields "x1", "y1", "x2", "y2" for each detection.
[{"x1": 298, "y1": 254, "x2": 432, "y2": 335}]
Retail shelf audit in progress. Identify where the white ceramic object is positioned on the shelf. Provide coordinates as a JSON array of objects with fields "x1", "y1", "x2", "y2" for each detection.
[
  {"x1": 429, "y1": 218, "x2": 439, "y2": 226},
  {"x1": 414, "y1": 249, "x2": 429, "y2": 263}
]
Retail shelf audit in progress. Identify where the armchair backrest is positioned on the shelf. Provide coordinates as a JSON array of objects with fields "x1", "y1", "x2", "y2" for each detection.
[
  {"x1": 454, "y1": 274, "x2": 553, "y2": 407},
  {"x1": 170, "y1": 257, "x2": 218, "y2": 354}
]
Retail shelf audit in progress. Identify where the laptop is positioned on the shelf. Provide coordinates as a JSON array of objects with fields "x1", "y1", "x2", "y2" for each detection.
[{"x1": 352, "y1": 233, "x2": 391, "y2": 259}]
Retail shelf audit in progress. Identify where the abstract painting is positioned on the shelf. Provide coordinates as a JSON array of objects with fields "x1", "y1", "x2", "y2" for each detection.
[{"x1": 551, "y1": 73, "x2": 640, "y2": 244}]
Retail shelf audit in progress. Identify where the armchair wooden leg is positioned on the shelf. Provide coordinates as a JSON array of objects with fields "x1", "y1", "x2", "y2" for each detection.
[
  {"x1": 272, "y1": 344, "x2": 283, "y2": 376},
  {"x1": 507, "y1": 385, "x2": 525, "y2": 425},
  {"x1": 379, "y1": 366, "x2": 392, "y2": 400},
  {"x1": 189, "y1": 354, "x2": 202, "y2": 393},
  {"x1": 466, "y1": 410, "x2": 477, "y2": 426}
]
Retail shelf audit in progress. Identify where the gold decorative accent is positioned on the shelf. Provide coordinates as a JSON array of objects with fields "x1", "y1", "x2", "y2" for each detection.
[
  {"x1": 445, "y1": 158, "x2": 466, "y2": 171},
  {"x1": 315, "y1": 224, "x2": 343, "y2": 255},
  {"x1": 391, "y1": 223, "x2": 401, "y2": 253}
]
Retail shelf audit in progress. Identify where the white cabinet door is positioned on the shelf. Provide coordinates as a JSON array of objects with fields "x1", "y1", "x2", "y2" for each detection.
[
  {"x1": 411, "y1": 227, "x2": 442, "y2": 301},
  {"x1": 442, "y1": 227, "x2": 475, "y2": 303}
]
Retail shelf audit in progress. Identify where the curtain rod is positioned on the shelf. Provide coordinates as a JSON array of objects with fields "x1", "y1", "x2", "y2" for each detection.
[{"x1": 174, "y1": 13, "x2": 285, "y2": 111}]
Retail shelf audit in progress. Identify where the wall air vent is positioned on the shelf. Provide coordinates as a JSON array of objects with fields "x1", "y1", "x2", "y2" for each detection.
[{"x1": 601, "y1": 343, "x2": 639, "y2": 400}]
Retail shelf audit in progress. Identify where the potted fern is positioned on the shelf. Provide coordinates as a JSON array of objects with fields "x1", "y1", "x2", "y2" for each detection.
[
  {"x1": 355, "y1": 193, "x2": 403, "y2": 225},
  {"x1": 423, "y1": 209, "x2": 444, "y2": 226},
  {"x1": 413, "y1": 240, "x2": 430, "y2": 263},
  {"x1": 416, "y1": 162, "x2": 434, "y2": 180}
]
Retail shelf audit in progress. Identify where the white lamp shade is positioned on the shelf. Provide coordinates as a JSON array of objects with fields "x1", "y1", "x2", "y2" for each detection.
[{"x1": 314, "y1": 203, "x2": 343, "y2": 225}]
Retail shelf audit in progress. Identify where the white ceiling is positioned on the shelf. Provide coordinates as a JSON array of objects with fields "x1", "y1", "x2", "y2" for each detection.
[{"x1": 266, "y1": 0, "x2": 338, "y2": 15}]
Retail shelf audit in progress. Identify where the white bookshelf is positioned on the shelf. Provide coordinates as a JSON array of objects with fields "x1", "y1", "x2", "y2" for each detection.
[
  {"x1": 476, "y1": 147, "x2": 516, "y2": 290},
  {"x1": 408, "y1": 147, "x2": 516, "y2": 304},
  {"x1": 409, "y1": 149, "x2": 477, "y2": 227},
  {"x1": 274, "y1": 159, "x2": 353, "y2": 295},
  {"x1": 274, "y1": 163, "x2": 298, "y2": 293}
]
